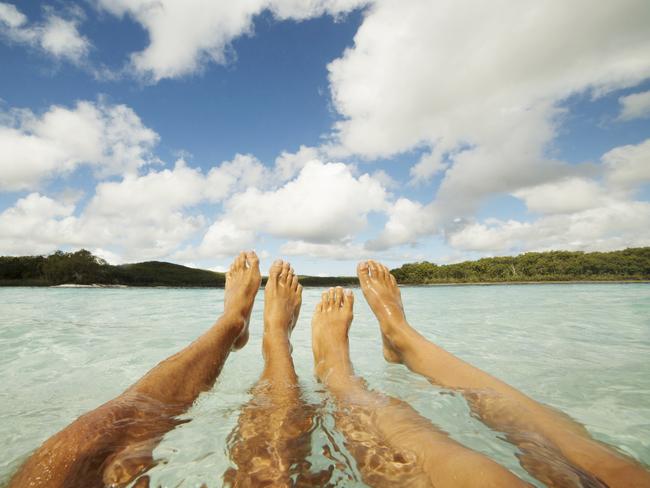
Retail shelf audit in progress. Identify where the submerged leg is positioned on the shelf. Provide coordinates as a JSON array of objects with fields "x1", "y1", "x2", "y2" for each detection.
[
  {"x1": 312, "y1": 287, "x2": 527, "y2": 488},
  {"x1": 357, "y1": 259, "x2": 650, "y2": 488},
  {"x1": 9, "y1": 251, "x2": 262, "y2": 488},
  {"x1": 224, "y1": 260, "x2": 319, "y2": 487}
]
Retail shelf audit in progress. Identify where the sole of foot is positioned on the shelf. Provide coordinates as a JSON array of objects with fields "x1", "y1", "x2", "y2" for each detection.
[
  {"x1": 357, "y1": 260, "x2": 406, "y2": 364},
  {"x1": 311, "y1": 287, "x2": 355, "y2": 383},
  {"x1": 224, "y1": 251, "x2": 262, "y2": 351},
  {"x1": 263, "y1": 259, "x2": 303, "y2": 352}
]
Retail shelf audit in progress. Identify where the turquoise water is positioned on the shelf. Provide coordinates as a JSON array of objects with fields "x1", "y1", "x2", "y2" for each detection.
[{"x1": 1, "y1": 284, "x2": 649, "y2": 486}]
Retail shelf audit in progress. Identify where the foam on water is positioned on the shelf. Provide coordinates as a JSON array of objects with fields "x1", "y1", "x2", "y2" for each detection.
[{"x1": 1, "y1": 284, "x2": 649, "y2": 486}]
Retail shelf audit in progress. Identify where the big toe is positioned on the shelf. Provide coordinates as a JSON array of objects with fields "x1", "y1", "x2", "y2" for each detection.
[
  {"x1": 357, "y1": 261, "x2": 370, "y2": 284},
  {"x1": 245, "y1": 251, "x2": 259, "y2": 270},
  {"x1": 343, "y1": 289, "x2": 354, "y2": 312},
  {"x1": 269, "y1": 259, "x2": 283, "y2": 281}
]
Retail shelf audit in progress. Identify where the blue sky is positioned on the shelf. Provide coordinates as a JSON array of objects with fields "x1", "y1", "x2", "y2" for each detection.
[{"x1": 1, "y1": 0, "x2": 649, "y2": 275}]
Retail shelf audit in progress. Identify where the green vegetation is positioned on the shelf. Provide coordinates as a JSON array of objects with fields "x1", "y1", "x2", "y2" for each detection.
[
  {"x1": 0, "y1": 250, "x2": 225, "y2": 287},
  {"x1": 2, "y1": 248, "x2": 649, "y2": 288},
  {"x1": 391, "y1": 248, "x2": 650, "y2": 284}
]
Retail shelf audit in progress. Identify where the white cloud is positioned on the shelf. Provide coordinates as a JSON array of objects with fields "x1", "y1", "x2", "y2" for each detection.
[
  {"x1": 618, "y1": 90, "x2": 650, "y2": 121},
  {"x1": 96, "y1": 0, "x2": 367, "y2": 82},
  {"x1": 0, "y1": 3, "x2": 90, "y2": 62},
  {"x1": 273, "y1": 145, "x2": 321, "y2": 182},
  {"x1": 448, "y1": 201, "x2": 650, "y2": 254},
  {"x1": 366, "y1": 197, "x2": 430, "y2": 250},
  {"x1": 0, "y1": 3, "x2": 26, "y2": 29},
  {"x1": 179, "y1": 159, "x2": 390, "y2": 261},
  {"x1": 205, "y1": 153, "x2": 271, "y2": 201},
  {"x1": 603, "y1": 138, "x2": 650, "y2": 189},
  {"x1": 326, "y1": 0, "x2": 650, "y2": 250},
  {"x1": 184, "y1": 219, "x2": 256, "y2": 259},
  {"x1": 0, "y1": 100, "x2": 159, "y2": 191},
  {"x1": 223, "y1": 160, "x2": 387, "y2": 242},
  {"x1": 0, "y1": 193, "x2": 77, "y2": 255},
  {"x1": 513, "y1": 178, "x2": 607, "y2": 215},
  {"x1": 280, "y1": 239, "x2": 366, "y2": 260}
]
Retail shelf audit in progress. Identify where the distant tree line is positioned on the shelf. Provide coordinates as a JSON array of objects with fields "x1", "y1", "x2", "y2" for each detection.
[
  {"x1": 391, "y1": 248, "x2": 650, "y2": 284},
  {"x1": 2, "y1": 248, "x2": 649, "y2": 288},
  {"x1": 0, "y1": 250, "x2": 224, "y2": 287}
]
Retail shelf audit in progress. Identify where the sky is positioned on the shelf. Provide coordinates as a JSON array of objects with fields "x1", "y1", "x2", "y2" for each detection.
[{"x1": 0, "y1": 0, "x2": 649, "y2": 275}]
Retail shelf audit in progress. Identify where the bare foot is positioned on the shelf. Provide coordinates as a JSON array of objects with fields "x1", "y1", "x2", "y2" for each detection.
[
  {"x1": 357, "y1": 260, "x2": 410, "y2": 363},
  {"x1": 311, "y1": 287, "x2": 355, "y2": 386},
  {"x1": 263, "y1": 260, "x2": 303, "y2": 352},
  {"x1": 224, "y1": 251, "x2": 262, "y2": 350}
]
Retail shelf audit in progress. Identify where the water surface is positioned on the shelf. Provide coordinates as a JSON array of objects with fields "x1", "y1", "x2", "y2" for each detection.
[{"x1": 1, "y1": 284, "x2": 649, "y2": 486}]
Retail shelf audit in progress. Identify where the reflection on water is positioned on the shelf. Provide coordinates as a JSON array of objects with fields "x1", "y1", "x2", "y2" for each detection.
[{"x1": 1, "y1": 284, "x2": 649, "y2": 487}]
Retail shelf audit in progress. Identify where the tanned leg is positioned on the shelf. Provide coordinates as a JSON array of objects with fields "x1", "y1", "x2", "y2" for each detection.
[
  {"x1": 224, "y1": 260, "x2": 321, "y2": 487},
  {"x1": 312, "y1": 286, "x2": 527, "y2": 488},
  {"x1": 357, "y1": 259, "x2": 650, "y2": 488},
  {"x1": 9, "y1": 251, "x2": 261, "y2": 488}
]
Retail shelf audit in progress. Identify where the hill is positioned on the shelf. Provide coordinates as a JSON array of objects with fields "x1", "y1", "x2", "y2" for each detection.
[
  {"x1": 1, "y1": 248, "x2": 649, "y2": 288},
  {"x1": 0, "y1": 250, "x2": 357, "y2": 287},
  {"x1": 391, "y1": 248, "x2": 650, "y2": 284}
]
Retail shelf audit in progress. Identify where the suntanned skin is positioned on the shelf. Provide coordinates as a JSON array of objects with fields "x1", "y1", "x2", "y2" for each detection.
[
  {"x1": 9, "y1": 251, "x2": 261, "y2": 488},
  {"x1": 224, "y1": 260, "x2": 324, "y2": 487},
  {"x1": 357, "y1": 259, "x2": 650, "y2": 488},
  {"x1": 312, "y1": 286, "x2": 529, "y2": 488}
]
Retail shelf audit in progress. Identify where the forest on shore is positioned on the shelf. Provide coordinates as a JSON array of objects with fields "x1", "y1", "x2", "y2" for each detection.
[
  {"x1": 391, "y1": 247, "x2": 650, "y2": 284},
  {"x1": 0, "y1": 249, "x2": 357, "y2": 287},
  {"x1": 0, "y1": 248, "x2": 648, "y2": 287}
]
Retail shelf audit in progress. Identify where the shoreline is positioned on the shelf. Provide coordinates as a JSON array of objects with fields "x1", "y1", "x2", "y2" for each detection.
[{"x1": 0, "y1": 279, "x2": 646, "y2": 289}]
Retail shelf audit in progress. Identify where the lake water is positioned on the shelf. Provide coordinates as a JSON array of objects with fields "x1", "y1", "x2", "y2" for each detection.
[{"x1": 1, "y1": 284, "x2": 649, "y2": 487}]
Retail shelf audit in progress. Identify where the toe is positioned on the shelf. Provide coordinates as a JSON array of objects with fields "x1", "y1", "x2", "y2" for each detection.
[
  {"x1": 291, "y1": 274, "x2": 299, "y2": 291},
  {"x1": 279, "y1": 261, "x2": 291, "y2": 283},
  {"x1": 269, "y1": 259, "x2": 283, "y2": 281},
  {"x1": 334, "y1": 286, "x2": 344, "y2": 308},
  {"x1": 245, "y1": 251, "x2": 259, "y2": 269},
  {"x1": 390, "y1": 273, "x2": 397, "y2": 286},
  {"x1": 368, "y1": 260, "x2": 379, "y2": 279},
  {"x1": 380, "y1": 263, "x2": 391, "y2": 282},
  {"x1": 343, "y1": 289, "x2": 354, "y2": 311},
  {"x1": 357, "y1": 261, "x2": 370, "y2": 283},
  {"x1": 236, "y1": 251, "x2": 246, "y2": 270},
  {"x1": 327, "y1": 288, "x2": 335, "y2": 309},
  {"x1": 321, "y1": 291, "x2": 328, "y2": 308}
]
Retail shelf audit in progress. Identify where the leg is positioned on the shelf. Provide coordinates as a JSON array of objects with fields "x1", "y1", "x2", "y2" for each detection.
[
  {"x1": 312, "y1": 287, "x2": 527, "y2": 488},
  {"x1": 9, "y1": 251, "x2": 261, "y2": 488},
  {"x1": 357, "y1": 260, "x2": 650, "y2": 488},
  {"x1": 224, "y1": 260, "x2": 318, "y2": 487}
]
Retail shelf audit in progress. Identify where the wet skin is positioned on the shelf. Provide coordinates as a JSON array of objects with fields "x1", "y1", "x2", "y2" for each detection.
[
  {"x1": 356, "y1": 259, "x2": 650, "y2": 488},
  {"x1": 311, "y1": 286, "x2": 529, "y2": 487},
  {"x1": 224, "y1": 260, "x2": 328, "y2": 487},
  {"x1": 9, "y1": 251, "x2": 261, "y2": 488}
]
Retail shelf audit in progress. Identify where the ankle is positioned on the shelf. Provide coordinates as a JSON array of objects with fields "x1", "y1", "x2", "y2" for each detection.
[{"x1": 382, "y1": 318, "x2": 416, "y2": 349}]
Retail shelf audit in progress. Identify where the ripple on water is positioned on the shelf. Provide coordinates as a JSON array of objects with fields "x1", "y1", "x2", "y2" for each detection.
[{"x1": 0, "y1": 284, "x2": 649, "y2": 487}]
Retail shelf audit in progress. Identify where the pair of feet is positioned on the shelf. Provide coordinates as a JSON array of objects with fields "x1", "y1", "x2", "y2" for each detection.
[{"x1": 223, "y1": 251, "x2": 413, "y2": 382}]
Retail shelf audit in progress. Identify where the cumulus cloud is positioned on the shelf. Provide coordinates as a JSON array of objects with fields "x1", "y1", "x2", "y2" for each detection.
[
  {"x1": 280, "y1": 239, "x2": 366, "y2": 260},
  {"x1": 602, "y1": 138, "x2": 650, "y2": 189},
  {"x1": 182, "y1": 160, "x2": 389, "y2": 260},
  {"x1": 618, "y1": 90, "x2": 650, "y2": 121},
  {"x1": 513, "y1": 178, "x2": 608, "y2": 215},
  {"x1": 0, "y1": 100, "x2": 159, "y2": 191},
  {"x1": 0, "y1": 3, "x2": 90, "y2": 62},
  {"x1": 0, "y1": 152, "x2": 275, "y2": 261},
  {"x1": 448, "y1": 201, "x2": 650, "y2": 254},
  {"x1": 0, "y1": 193, "x2": 77, "y2": 256},
  {"x1": 223, "y1": 160, "x2": 387, "y2": 242},
  {"x1": 330, "y1": 0, "x2": 650, "y2": 248},
  {"x1": 96, "y1": 0, "x2": 367, "y2": 81}
]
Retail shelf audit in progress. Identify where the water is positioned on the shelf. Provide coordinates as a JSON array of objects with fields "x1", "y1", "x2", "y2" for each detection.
[{"x1": 1, "y1": 284, "x2": 649, "y2": 487}]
